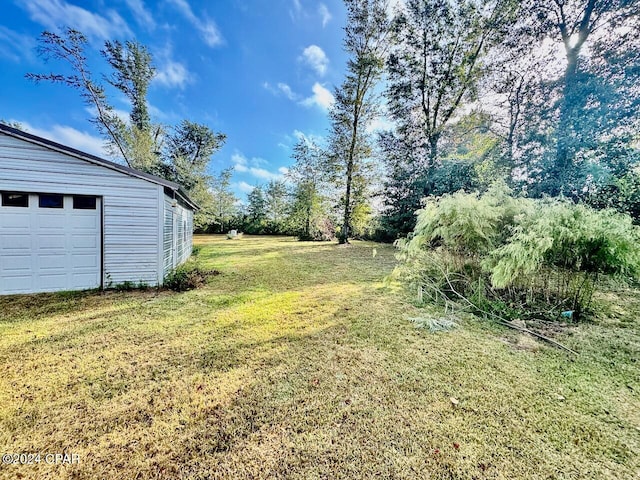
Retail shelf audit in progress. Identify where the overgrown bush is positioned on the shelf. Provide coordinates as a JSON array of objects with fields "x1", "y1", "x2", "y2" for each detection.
[
  {"x1": 298, "y1": 217, "x2": 335, "y2": 241},
  {"x1": 164, "y1": 263, "x2": 220, "y2": 292},
  {"x1": 486, "y1": 201, "x2": 640, "y2": 316},
  {"x1": 394, "y1": 182, "x2": 640, "y2": 320}
]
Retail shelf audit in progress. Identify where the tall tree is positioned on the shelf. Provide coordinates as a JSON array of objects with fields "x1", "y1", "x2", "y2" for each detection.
[
  {"x1": 26, "y1": 29, "x2": 133, "y2": 166},
  {"x1": 288, "y1": 137, "x2": 329, "y2": 240},
  {"x1": 164, "y1": 120, "x2": 226, "y2": 190},
  {"x1": 328, "y1": 0, "x2": 389, "y2": 244},
  {"x1": 386, "y1": 0, "x2": 514, "y2": 170},
  {"x1": 524, "y1": 0, "x2": 640, "y2": 195},
  {"x1": 246, "y1": 186, "x2": 267, "y2": 232},
  {"x1": 209, "y1": 168, "x2": 239, "y2": 233},
  {"x1": 26, "y1": 28, "x2": 227, "y2": 233},
  {"x1": 381, "y1": 0, "x2": 513, "y2": 236},
  {"x1": 164, "y1": 121, "x2": 226, "y2": 230},
  {"x1": 265, "y1": 180, "x2": 288, "y2": 228},
  {"x1": 102, "y1": 40, "x2": 154, "y2": 132}
]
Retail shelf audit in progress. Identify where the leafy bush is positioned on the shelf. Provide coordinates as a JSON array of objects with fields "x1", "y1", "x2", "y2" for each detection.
[
  {"x1": 398, "y1": 181, "x2": 531, "y2": 258},
  {"x1": 298, "y1": 217, "x2": 335, "y2": 241},
  {"x1": 164, "y1": 263, "x2": 220, "y2": 292},
  {"x1": 486, "y1": 201, "x2": 640, "y2": 315},
  {"x1": 113, "y1": 280, "x2": 149, "y2": 292},
  {"x1": 394, "y1": 182, "x2": 640, "y2": 320}
]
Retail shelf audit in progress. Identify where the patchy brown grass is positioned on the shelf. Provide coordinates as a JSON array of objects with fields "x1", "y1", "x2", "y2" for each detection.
[{"x1": 0, "y1": 235, "x2": 638, "y2": 479}]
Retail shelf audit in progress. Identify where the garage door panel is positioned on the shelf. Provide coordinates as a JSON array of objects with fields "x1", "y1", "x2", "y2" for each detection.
[
  {"x1": 70, "y1": 215, "x2": 99, "y2": 230},
  {"x1": 71, "y1": 254, "x2": 98, "y2": 268},
  {"x1": 38, "y1": 254, "x2": 68, "y2": 269},
  {"x1": 71, "y1": 273, "x2": 99, "y2": 288},
  {"x1": 37, "y1": 214, "x2": 66, "y2": 229},
  {"x1": 38, "y1": 234, "x2": 66, "y2": 249},
  {"x1": 2, "y1": 234, "x2": 32, "y2": 250},
  {"x1": 0, "y1": 194, "x2": 101, "y2": 294},
  {"x1": 1, "y1": 255, "x2": 31, "y2": 271},
  {"x1": 39, "y1": 274, "x2": 68, "y2": 290},
  {"x1": 0, "y1": 275, "x2": 33, "y2": 293},
  {"x1": 72, "y1": 234, "x2": 98, "y2": 249},
  {"x1": 2, "y1": 215, "x2": 30, "y2": 229}
]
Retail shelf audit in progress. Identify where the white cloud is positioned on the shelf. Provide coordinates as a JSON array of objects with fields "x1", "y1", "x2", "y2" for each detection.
[
  {"x1": 0, "y1": 27, "x2": 35, "y2": 63},
  {"x1": 249, "y1": 167, "x2": 284, "y2": 181},
  {"x1": 289, "y1": 0, "x2": 303, "y2": 21},
  {"x1": 236, "y1": 181, "x2": 255, "y2": 193},
  {"x1": 366, "y1": 116, "x2": 396, "y2": 134},
  {"x1": 300, "y1": 45, "x2": 329, "y2": 76},
  {"x1": 168, "y1": 0, "x2": 223, "y2": 47},
  {"x1": 263, "y1": 82, "x2": 301, "y2": 101},
  {"x1": 277, "y1": 83, "x2": 298, "y2": 101},
  {"x1": 15, "y1": 120, "x2": 108, "y2": 157},
  {"x1": 19, "y1": 0, "x2": 132, "y2": 40},
  {"x1": 232, "y1": 152, "x2": 285, "y2": 181},
  {"x1": 301, "y1": 82, "x2": 335, "y2": 111},
  {"x1": 124, "y1": 0, "x2": 155, "y2": 30},
  {"x1": 85, "y1": 106, "x2": 130, "y2": 125},
  {"x1": 318, "y1": 4, "x2": 332, "y2": 27},
  {"x1": 278, "y1": 166, "x2": 289, "y2": 175},
  {"x1": 232, "y1": 152, "x2": 248, "y2": 166},
  {"x1": 292, "y1": 129, "x2": 324, "y2": 146},
  {"x1": 155, "y1": 60, "x2": 192, "y2": 89}
]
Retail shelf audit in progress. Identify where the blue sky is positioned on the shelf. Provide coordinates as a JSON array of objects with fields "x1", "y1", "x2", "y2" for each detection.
[{"x1": 0, "y1": 0, "x2": 352, "y2": 199}]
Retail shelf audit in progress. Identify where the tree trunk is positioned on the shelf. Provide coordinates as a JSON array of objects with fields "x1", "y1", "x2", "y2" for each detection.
[
  {"x1": 305, "y1": 202, "x2": 311, "y2": 239},
  {"x1": 553, "y1": 0, "x2": 595, "y2": 196},
  {"x1": 423, "y1": 135, "x2": 439, "y2": 196},
  {"x1": 555, "y1": 52, "x2": 579, "y2": 195},
  {"x1": 340, "y1": 158, "x2": 354, "y2": 244}
]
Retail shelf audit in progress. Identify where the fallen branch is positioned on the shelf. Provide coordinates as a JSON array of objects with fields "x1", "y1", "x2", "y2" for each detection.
[{"x1": 434, "y1": 264, "x2": 579, "y2": 356}]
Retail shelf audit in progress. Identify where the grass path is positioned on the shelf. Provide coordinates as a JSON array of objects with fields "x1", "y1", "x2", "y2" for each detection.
[{"x1": 0, "y1": 235, "x2": 638, "y2": 479}]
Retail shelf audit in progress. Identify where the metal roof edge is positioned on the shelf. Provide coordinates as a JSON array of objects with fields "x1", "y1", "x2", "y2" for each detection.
[{"x1": 0, "y1": 123, "x2": 197, "y2": 210}]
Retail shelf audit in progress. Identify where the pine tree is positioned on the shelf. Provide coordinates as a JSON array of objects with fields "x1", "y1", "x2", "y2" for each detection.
[{"x1": 328, "y1": 0, "x2": 388, "y2": 244}]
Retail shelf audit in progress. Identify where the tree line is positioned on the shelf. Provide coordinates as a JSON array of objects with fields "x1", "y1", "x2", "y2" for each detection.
[
  {"x1": 16, "y1": 0, "x2": 640, "y2": 244},
  {"x1": 313, "y1": 0, "x2": 640, "y2": 243},
  {"x1": 241, "y1": 0, "x2": 640, "y2": 243}
]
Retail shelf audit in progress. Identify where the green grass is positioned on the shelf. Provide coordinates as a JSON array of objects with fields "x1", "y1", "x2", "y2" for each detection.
[{"x1": 0, "y1": 235, "x2": 638, "y2": 479}]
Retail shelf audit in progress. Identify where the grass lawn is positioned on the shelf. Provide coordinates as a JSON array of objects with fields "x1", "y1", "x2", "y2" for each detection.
[{"x1": 0, "y1": 235, "x2": 638, "y2": 479}]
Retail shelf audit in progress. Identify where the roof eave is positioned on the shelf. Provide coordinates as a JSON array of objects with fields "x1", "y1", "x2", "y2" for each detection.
[{"x1": 0, "y1": 123, "x2": 197, "y2": 210}]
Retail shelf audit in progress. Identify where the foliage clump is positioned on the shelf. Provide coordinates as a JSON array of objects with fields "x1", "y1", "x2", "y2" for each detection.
[
  {"x1": 164, "y1": 263, "x2": 220, "y2": 292},
  {"x1": 394, "y1": 183, "x2": 640, "y2": 320}
]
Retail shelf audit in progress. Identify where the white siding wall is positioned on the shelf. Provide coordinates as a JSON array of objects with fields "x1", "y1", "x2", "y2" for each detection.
[
  {"x1": 163, "y1": 195, "x2": 174, "y2": 277},
  {"x1": 0, "y1": 132, "x2": 164, "y2": 288},
  {"x1": 162, "y1": 194, "x2": 194, "y2": 278}
]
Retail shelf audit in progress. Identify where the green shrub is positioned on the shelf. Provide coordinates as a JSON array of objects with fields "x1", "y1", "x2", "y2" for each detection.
[
  {"x1": 486, "y1": 201, "x2": 640, "y2": 315},
  {"x1": 394, "y1": 182, "x2": 640, "y2": 320},
  {"x1": 110, "y1": 280, "x2": 149, "y2": 292},
  {"x1": 164, "y1": 263, "x2": 220, "y2": 292},
  {"x1": 398, "y1": 181, "x2": 531, "y2": 258}
]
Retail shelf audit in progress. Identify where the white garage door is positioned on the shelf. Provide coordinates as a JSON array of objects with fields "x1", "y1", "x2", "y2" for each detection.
[{"x1": 0, "y1": 192, "x2": 101, "y2": 295}]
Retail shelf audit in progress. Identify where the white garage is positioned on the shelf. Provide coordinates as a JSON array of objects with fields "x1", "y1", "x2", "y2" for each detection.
[{"x1": 0, "y1": 123, "x2": 196, "y2": 295}]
